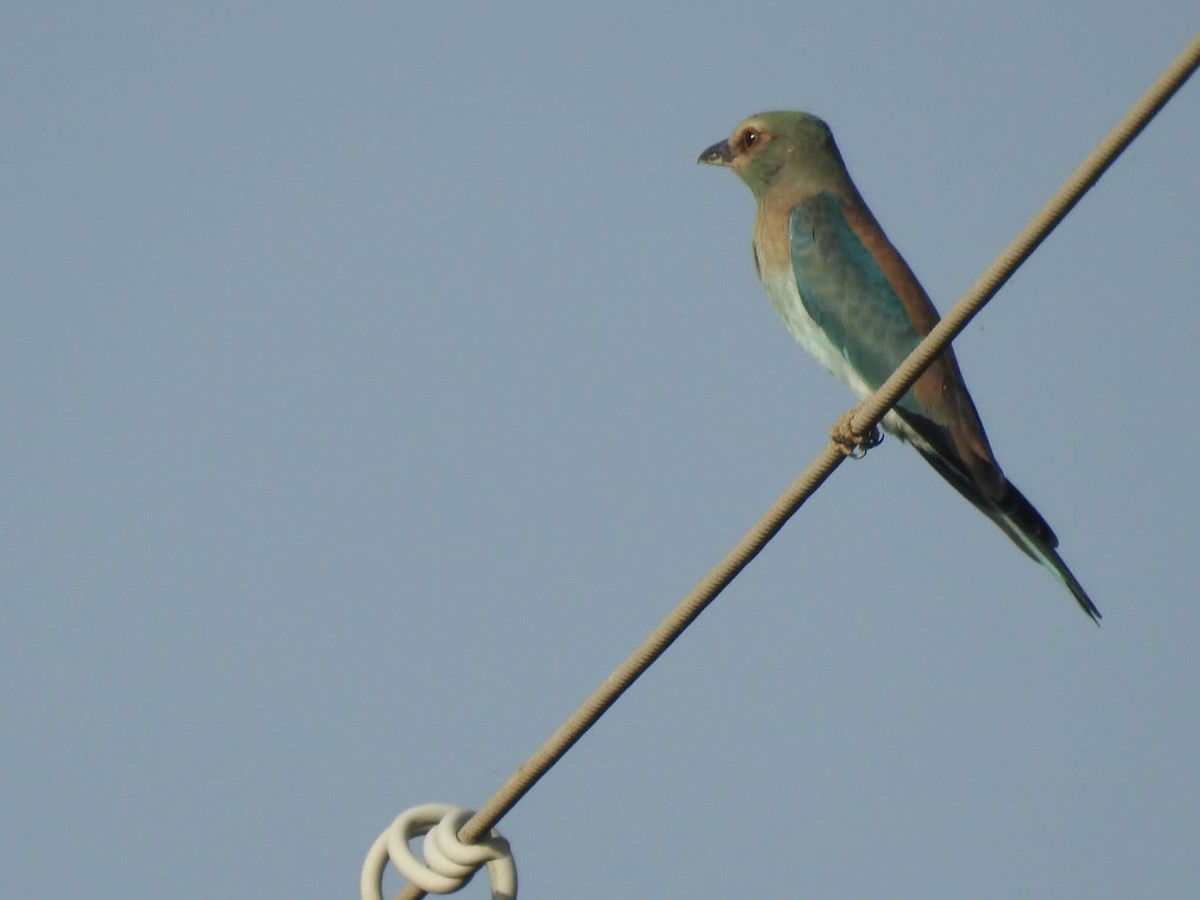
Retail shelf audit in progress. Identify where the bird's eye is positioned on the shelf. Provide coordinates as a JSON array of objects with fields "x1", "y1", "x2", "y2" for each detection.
[{"x1": 740, "y1": 129, "x2": 760, "y2": 151}]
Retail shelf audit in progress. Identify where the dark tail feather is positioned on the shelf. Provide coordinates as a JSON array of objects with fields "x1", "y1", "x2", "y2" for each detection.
[
  {"x1": 915, "y1": 448, "x2": 1101, "y2": 623},
  {"x1": 988, "y1": 482, "x2": 1101, "y2": 624}
]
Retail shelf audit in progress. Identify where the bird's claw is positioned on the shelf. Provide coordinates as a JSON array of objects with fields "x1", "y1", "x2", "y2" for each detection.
[{"x1": 830, "y1": 413, "x2": 883, "y2": 459}]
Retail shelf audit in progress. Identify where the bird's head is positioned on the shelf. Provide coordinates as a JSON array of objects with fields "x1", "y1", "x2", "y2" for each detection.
[{"x1": 698, "y1": 110, "x2": 843, "y2": 201}]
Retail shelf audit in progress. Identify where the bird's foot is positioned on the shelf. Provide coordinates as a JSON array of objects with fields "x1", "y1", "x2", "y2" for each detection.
[{"x1": 830, "y1": 411, "x2": 883, "y2": 459}]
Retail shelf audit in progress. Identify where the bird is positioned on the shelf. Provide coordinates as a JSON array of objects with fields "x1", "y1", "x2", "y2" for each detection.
[{"x1": 699, "y1": 110, "x2": 1099, "y2": 622}]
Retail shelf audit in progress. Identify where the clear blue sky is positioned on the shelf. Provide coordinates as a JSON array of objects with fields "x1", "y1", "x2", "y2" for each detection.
[{"x1": 5, "y1": 4, "x2": 1199, "y2": 898}]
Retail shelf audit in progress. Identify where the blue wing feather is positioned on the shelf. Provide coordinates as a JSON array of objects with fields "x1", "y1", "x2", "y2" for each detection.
[{"x1": 788, "y1": 193, "x2": 922, "y2": 410}]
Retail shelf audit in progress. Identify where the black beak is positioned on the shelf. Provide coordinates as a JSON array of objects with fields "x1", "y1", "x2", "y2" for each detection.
[{"x1": 698, "y1": 139, "x2": 733, "y2": 166}]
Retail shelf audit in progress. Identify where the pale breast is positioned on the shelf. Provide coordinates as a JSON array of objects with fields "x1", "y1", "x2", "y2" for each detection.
[{"x1": 753, "y1": 238, "x2": 924, "y2": 446}]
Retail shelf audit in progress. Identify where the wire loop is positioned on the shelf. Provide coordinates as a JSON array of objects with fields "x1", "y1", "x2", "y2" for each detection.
[{"x1": 362, "y1": 803, "x2": 517, "y2": 900}]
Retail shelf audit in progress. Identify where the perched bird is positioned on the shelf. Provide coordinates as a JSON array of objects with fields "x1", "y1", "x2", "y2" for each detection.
[{"x1": 699, "y1": 111, "x2": 1099, "y2": 622}]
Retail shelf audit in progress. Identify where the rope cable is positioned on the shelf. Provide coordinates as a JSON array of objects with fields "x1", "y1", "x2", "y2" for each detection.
[{"x1": 391, "y1": 31, "x2": 1200, "y2": 900}]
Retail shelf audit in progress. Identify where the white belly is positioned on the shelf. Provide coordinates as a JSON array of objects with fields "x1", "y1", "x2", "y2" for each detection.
[{"x1": 759, "y1": 268, "x2": 921, "y2": 444}]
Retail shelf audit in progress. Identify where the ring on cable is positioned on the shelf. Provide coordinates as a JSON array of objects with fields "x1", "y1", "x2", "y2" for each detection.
[{"x1": 361, "y1": 803, "x2": 517, "y2": 900}]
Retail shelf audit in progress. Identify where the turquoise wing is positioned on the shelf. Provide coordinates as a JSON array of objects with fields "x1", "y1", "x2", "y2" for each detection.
[{"x1": 788, "y1": 192, "x2": 923, "y2": 411}]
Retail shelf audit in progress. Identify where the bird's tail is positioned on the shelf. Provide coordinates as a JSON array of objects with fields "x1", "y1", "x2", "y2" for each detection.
[
  {"x1": 986, "y1": 480, "x2": 1101, "y2": 624},
  {"x1": 912, "y1": 445, "x2": 1101, "y2": 623}
]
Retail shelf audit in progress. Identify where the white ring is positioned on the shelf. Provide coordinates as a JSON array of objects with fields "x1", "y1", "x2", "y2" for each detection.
[{"x1": 360, "y1": 803, "x2": 517, "y2": 900}]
